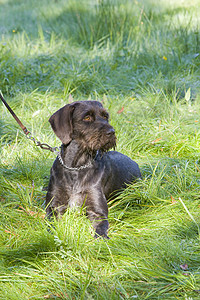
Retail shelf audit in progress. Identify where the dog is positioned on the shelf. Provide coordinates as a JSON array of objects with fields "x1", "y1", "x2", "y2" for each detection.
[{"x1": 46, "y1": 101, "x2": 141, "y2": 238}]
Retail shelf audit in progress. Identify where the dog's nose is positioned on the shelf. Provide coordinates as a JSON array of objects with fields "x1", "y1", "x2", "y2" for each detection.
[{"x1": 106, "y1": 128, "x2": 115, "y2": 136}]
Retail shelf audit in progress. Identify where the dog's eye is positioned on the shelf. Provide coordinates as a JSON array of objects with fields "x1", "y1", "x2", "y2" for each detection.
[
  {"x1": 83, "y1": 115, "x2": 92, "y2": 122},
  {"x1": 102, "y1": 114, "x2": 109, "y2": 120}
]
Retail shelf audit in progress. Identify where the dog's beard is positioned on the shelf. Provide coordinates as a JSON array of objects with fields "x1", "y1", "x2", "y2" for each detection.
[
  {"x1": 74, "y1": 130, "x2": 116, "y2": 153},
  {"x1": 86, "y1": 135, "x2": 116, "y2": 152},
  {"x1": 99, "y1": 138, "x2": 116, "y2": 152}
]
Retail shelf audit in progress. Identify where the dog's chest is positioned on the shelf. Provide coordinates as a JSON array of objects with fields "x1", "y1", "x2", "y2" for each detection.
[
  {"x1": 67, "y1": 192, "x2": 84, "y2": 208},
  {"x1": 62, "y1": 166, "x2": 103, "y2": 208},
  {"x1": 63, "y1": 170, "x2": 91, "y2": 208}
]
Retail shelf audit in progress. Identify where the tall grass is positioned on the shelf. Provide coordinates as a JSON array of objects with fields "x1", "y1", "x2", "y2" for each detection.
[{"x1": 0, "y1": 0, "x2": 200, "y2": 299}]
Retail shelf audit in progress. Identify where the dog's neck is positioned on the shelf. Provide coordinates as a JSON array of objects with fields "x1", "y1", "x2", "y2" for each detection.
[{"x1": 60, "y1": 140, "x2": 97, "y2": 169}]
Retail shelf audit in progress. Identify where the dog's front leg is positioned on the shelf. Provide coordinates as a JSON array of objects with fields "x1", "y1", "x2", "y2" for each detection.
[
  {"x1": 85, "y1": 189, "x2": 109, "y2": 239},
  {"x1": 45, "y1": 174, "x2": 68, "y2": 220}
]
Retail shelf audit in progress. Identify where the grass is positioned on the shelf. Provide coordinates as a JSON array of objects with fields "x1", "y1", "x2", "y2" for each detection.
[{"x1": 0, "y1": 0, "x2": 200, "y2": 298}]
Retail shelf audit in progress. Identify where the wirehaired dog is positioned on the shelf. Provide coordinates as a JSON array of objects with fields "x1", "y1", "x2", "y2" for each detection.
[{"x1": 46, "y1": 101, "x2": 141, "y2": 238}]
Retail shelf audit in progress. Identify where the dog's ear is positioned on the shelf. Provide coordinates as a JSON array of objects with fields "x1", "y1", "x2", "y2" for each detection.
[{"x1": 49, "y1": 103, "x2": 76, "y2": 144}]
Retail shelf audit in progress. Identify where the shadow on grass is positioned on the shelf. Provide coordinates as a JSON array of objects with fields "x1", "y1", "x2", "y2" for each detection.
[
  {"x1": 0, "y1": 234, "x2": 55, "y2": 266},
  {"x1": 0, "y1": 0, "x2": 199, "y2": 97},
  {"x1": 174, "y1": 218, "x2": 200, "y2": 239}
]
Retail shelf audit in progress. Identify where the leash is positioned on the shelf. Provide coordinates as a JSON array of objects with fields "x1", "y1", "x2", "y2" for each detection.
[
  {"x1": 0, "y1": 91, "x2": 94, "y2": 171},
  {"x1": 0, "y1": 91, "x2": 59, "y2": 153},
  {"x1": 0, "y1": 91, "x2": 29, "y2": 135}
]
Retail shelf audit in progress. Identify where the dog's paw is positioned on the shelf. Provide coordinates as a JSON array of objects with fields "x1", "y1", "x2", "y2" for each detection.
[{"x1": 94, "y1": 233, "x2": 110, "y2": 239}]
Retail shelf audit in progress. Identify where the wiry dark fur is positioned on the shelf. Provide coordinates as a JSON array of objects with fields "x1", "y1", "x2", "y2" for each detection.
[{"x1": 46, "y1": 101, "x2": 141, "y2": 238}]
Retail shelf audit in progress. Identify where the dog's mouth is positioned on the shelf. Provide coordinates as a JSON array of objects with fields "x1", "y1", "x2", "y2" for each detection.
[
  {"x1": 74, "y1": 126, "x2": 116, "y2": 153},
  {"x1": 84, "y1": 134, "x2": 116, "y2": 153},
  {"x1": 100, "y1": 137, "x2": 116, "y2": 152}
]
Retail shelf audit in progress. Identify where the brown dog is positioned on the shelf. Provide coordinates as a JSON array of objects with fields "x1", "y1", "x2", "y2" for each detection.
[{"x1": 46, "y1": 101, "x2": 141, "y2": 238}]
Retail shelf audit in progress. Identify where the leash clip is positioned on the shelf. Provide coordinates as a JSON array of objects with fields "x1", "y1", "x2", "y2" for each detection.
[{"x1": 26, "y1": 132, "x2": 60, "y2": 153}]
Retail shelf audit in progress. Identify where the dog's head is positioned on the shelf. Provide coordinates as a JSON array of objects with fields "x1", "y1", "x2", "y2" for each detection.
[{"x1": 49, "y1": 101, "x2": 116, "y2": 152}]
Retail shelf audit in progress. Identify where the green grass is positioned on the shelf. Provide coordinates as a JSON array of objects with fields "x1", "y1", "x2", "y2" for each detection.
[{"x1": 0, "y1": 0, "x2": 200, "y2": 298}]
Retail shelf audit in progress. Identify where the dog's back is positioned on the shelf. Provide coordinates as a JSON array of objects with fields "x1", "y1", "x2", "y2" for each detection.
[{"x1": 100, "y1": 151, "x2": 141, "y2": 199}]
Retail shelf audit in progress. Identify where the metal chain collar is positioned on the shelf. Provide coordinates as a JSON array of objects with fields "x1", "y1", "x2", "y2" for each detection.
[{"x1": 57, "y1": 151, "x2": 93, "y2": 171}]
